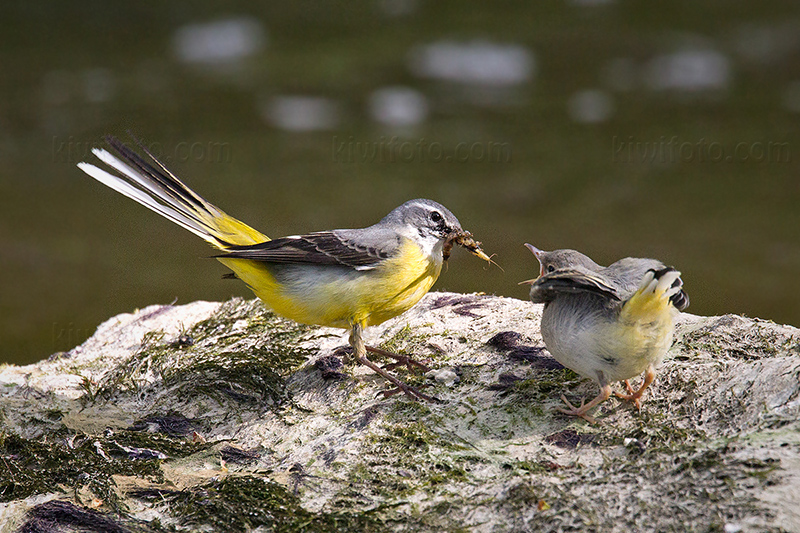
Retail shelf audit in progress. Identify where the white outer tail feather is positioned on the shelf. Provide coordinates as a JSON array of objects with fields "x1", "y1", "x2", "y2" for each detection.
[
  {"x1": 78, "y1": 149, "x2": 219, "y2": 246},
  {"x1": 659, "y1": 271, "x2": 682, "y2": 298},
  {"x1": 640, "y1": 271, "x2": 657, "y2": 295},
  {"x1": 637, "y1": 269, "x2": 682, "y2": 300}
]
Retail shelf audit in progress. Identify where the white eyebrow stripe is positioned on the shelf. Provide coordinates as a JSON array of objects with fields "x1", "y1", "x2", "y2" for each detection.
[{"x1": 407, "y1": 201, "x2": 437, "y2": 212}]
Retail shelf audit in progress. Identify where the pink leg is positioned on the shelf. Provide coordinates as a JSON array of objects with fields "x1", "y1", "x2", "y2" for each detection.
[
  {"x1": 614, "y1": 365, "x2": 656, "y2": 410},
  {"x1": 557, "y1": 383, "x2": 612, "y2": 424},
  {"x1": 366, "y1": 345, "x2": 431, "y2": 373},
  {"x1": 350, "y1": 324, "x2": 435, "y2": 402}
]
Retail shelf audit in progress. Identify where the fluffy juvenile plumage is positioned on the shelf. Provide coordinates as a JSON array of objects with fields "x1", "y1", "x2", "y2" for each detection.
[{"x1": 525, "y1": 244, "x2": 689, "y2": 423}]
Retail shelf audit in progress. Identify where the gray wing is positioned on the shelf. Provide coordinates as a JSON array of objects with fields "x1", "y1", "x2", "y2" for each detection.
[
  {"x1": 530, "y1": 265, "x2": 621, "y2": 304},
  {"x1": 218, "y1": 227, "x2": 402, "y2": 271}
]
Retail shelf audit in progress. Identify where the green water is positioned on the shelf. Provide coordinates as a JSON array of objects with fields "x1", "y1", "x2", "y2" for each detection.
[{"x1": 2, "y1": 1, "x2": 799, "y2": 365}]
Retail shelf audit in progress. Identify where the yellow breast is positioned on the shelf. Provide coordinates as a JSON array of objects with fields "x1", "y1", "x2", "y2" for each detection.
[{"x1": 217, "y1": 237, "x2": 442, "y2": 329}]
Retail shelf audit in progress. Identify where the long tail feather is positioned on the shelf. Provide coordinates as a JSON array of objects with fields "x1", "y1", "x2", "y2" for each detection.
[{"x1": 78, "y1": 135, "x2": 268, "y2": 249}]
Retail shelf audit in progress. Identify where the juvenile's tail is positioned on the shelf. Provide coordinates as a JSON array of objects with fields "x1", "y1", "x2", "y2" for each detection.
[
  {"x1": 621, "y1": 267, "x2": 689, "y2": 323},
  {"x1": 77, "y1": 135, "x2": 268, "y2": 249}
]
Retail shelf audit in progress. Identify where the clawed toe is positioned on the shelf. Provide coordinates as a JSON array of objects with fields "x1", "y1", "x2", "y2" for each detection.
[
  {"x1": 556, "y1": 407, "x2": 598, "y2": 424},
  {"x1": 558, "y1": 393, "x2": 582, "y2": 411},
  {"x1": 367, "y1": 346, "x2": 431, "y2": 373},
  {"x1": 614, "y1": 390, "x2": 643, "y2": 410},
  {"x1": 554, "y1": 384, "x2": 612, "y2": 425},
  {"x1": 379, "y1": 382, "x2": 438, "y2": 402},
  {"x1": 613, "y1": 366, "x2": 656, "y2": 411},
  {"x1": 557, "y1": 395, "x2": 599, "y2": 424}
]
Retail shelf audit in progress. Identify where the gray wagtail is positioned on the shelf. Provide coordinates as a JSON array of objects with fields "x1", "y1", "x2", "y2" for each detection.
[
  {"x1": 77, "y1": 135, "x2": 491, "y2": 401},
  {"x1": 522, "y1": 244, "x2": 689, "y2": 423}
]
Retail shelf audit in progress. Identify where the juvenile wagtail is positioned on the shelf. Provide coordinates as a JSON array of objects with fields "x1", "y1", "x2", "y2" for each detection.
[
  {"x1": 522, "y1": 245, "x2": 689, "y2": 423},
  {"x1": 77, "y1": 135, "x2": 491, "y2": 401}
]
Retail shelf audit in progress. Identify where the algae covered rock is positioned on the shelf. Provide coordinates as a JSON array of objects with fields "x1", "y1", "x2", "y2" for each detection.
[{"x1": 1, "y1": 293, "x2": 799, "y2": 532}]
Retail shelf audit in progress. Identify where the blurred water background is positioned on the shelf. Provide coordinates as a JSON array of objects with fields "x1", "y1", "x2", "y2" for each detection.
[{"x1": 1, "y1": 1, "x2": 799, "y2": 365}]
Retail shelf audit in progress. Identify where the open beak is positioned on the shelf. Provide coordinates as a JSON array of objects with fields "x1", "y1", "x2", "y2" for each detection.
[
  {"x1": 522, "y1": 242, "x2": 545, "y2": 281},
  {"x1": 524, "y1": 243, "x2": 542, "y2": 258}
]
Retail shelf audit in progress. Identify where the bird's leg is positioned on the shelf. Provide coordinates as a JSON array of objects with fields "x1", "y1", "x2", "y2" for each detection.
[
  {"x1": 557, "y1": 383, "x2": 612, "y2": 424},
  {"x1": 621, "y1": 379, "x2": 636, "y2": 395},
  {"x1": 365, "y1": 345, "x2": 431, "y2": 373},
  {"x1": 350, "y1": 324, "x2": 435, "y2": 402},
  {"x1": 614, "y1": 364, "x2": 656, "y2": 410}
]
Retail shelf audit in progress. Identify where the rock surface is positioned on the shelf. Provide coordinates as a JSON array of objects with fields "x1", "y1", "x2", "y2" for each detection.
[{"x1": 1, "y1": 292, "x2": 799, "y2": 532}]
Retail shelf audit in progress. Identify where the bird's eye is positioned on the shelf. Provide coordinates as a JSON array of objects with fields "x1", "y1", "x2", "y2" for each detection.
[
  {"x1": 430, "y1": 211, "x2": 443, "y2": 223},
  {"x1": 547, "y1": 265, "x2": 555, "y2": 273}
]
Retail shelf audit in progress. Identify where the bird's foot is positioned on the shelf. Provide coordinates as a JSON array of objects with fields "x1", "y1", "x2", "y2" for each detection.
[
  {"x1": 349, "y1": 324, "x2": 436, "y2": 402},
  {"x1": 366, "y1": 345, "x2": 431, "y2": 373},
  {"x1": 555, "y1": 384, "x2": 613, "y2": 425},
  {"x1": 356, "y1": 354, "x2": 436, "y2": 402},
  {"x1": 556, "y1": 395, "x2": 599, "y2": 424},
  {"x1": 614, "y1": 380, "x2": 643, "y2": 410},
  {"x1": 613, "y1": 366, "x2": 656, "y2": 411},
  {"x1": 380, "y1": 382, "x2": 439, "y2": 402}
]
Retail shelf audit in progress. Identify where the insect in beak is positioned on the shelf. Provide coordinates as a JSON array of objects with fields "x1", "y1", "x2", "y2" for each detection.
[{"x1": 444, "y1": 230, "x2": 500, "y2": 270}]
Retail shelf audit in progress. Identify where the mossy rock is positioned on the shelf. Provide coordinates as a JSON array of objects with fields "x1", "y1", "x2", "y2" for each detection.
[{"x1": 1, "y1": 293, "x2": 798, "y2": 532}]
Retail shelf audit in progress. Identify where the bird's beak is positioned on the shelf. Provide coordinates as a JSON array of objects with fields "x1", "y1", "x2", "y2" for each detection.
[
  {"x1": 524, "y1": 243, "x2": 542, "y2": 258},
  {"x1": 523, "y1": 242, "x2": 545, "y2": 279},
  {"x1": 518, "y1": 278, "x2": 536, "y2": 285}
]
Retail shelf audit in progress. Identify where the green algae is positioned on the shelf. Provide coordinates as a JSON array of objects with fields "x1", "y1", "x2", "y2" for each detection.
[
  {"x1": 87, "y1": 299, "x2": 314, "y2": 411},
  {"x1": 1, "y1": 428, "x2": 388, "y2": 532},
  {"x1": 376, "y1": 324, "x2": 438, "y2": 364},
  {"x1": 3, "y1": 297, "x2": 797, "y2": 532},
  {"x1": 143, "y1": 475, "x2": 387, "y2": 533},
  {"x1": 679, "y1": 316, "x2": 800, "y2": 361},
  {"x1": 0, "y1": 427, "x2": 209, "y2": 511}
]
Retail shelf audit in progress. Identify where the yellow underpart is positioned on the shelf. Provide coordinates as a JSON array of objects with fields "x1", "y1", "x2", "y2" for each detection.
[
  {"x1": 217, "y1": 237, "x2": 441, "y2": 329},
  {"x1": 620, "y1": 283, "x2": 673, "y2": 326},
  {"x1": 598, "y1": 283, "x2": 675, "y2": 378},
  {"x1": 203, "y1": 208, "x2": 270, "y2": 247}
]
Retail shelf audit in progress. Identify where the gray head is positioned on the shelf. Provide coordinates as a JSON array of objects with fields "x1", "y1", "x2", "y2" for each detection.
[
  {"x1": 377, "y1": 199, "x2": 492, "y2": 263},
  {"x1": 524, "y1": 244, "x2": 603, "y2": 278},
  {"x1": 381, "y1": 198, "x2": 464, "y2": 242}
]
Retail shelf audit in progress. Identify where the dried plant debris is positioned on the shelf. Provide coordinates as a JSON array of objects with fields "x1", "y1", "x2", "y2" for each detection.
[
  {"x1": 0, "y1": 428, "x2": 209, "y2": 509},
  {"x1": 219, "y1": 445, "x2": 261, "y2": 465},
  {"x1": 315, "y1": 354, "x2": 348, "y2": 380}
]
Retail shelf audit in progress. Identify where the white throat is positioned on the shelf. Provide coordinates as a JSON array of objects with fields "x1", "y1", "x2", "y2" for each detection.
[{"x1": 400, "y1": 224, "x2": 444, "y2": 262}]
